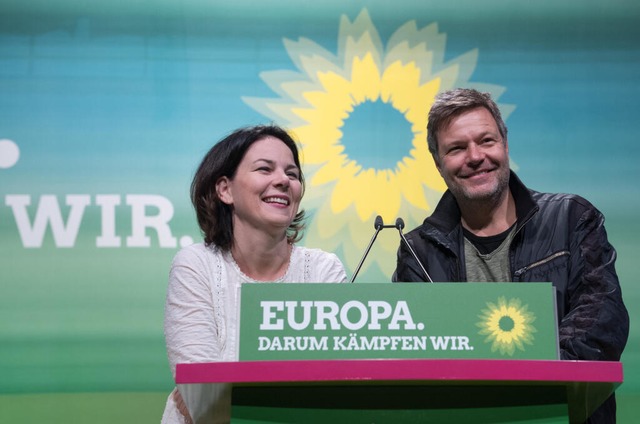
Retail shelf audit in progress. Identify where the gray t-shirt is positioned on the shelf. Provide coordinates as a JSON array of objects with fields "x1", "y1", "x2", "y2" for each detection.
[{"x1": 464, "y1": 226, "x2": 517, "y2": 282}]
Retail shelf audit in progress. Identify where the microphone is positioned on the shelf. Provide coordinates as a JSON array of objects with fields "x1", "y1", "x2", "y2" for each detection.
[
  {"x1": 350, "y1": 215, "x2": 388, "y2": 283},
  {"x1": 395, "y1": 217, "x2": 434, "y2": 283}
]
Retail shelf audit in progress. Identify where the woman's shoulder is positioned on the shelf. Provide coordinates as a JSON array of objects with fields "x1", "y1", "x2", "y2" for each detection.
[
  {"x1": 292, "y1": 245, "x2": 347, "y2": 283},
  {"x1": 294, "y1": 245, "x2": 340, "y2": 262},
  {"x1": 172, "y1": 242, "x2": 221, "y2": 267}
]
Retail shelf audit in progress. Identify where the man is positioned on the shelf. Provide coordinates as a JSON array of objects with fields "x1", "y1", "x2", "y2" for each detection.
[{"x1": 393, "y1": 88, "x2": 629, "y2": 423}]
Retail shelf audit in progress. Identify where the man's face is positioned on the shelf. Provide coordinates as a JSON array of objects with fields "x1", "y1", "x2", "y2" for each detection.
[{"x1": 434, "y1": 107, "x2": 510, "y2": 204}]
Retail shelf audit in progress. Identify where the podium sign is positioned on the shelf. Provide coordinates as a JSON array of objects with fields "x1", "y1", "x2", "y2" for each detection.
[{"x1": 238, "y1": 282, "x2": 559, "y2": 361}]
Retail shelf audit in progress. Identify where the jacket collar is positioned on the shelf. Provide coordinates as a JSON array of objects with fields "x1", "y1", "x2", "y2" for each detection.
[{"x1": 423, "y1": 170, "x2": 538, "y2": 235}]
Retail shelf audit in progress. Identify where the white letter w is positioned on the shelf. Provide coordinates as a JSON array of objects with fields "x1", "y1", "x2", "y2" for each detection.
[{"x1": 5, "y1": 194, "x2": 90, "y2": 248}]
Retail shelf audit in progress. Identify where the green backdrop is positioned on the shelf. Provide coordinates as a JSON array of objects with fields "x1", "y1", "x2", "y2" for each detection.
[{"x1": 1, "y1": 0, "x2": 638, "y2": 422}]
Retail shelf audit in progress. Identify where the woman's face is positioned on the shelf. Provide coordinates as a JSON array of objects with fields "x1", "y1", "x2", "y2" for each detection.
[{"x1": 216, "y1": 136, "x2": 303, "y2": 237}]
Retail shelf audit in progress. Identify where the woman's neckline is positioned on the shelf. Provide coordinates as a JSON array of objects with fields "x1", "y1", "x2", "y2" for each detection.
[{"x1": 226, "y1": 245, "x2": 296, "y2": 283}]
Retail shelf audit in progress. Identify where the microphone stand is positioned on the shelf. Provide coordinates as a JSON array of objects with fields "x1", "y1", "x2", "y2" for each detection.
[
  {"x1": 395, "y1": 218, "x2": 434, "y2": 283},
  {"x1": 350, "y1": 216, "x2": 388, "y2": 283},
  {"x1": 350, "y1": 216, "x2": 434, "y2": 283}
]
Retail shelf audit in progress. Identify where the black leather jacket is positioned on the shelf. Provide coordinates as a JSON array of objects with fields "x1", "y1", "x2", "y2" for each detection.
[{"x1": 394, "y1": 172, "x2": 629, "y2": 363}]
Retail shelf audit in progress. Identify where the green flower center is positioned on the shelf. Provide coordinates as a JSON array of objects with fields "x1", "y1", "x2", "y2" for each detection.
[{"x1": 499, "y1": 315, "x2": 515, "y2": 332}]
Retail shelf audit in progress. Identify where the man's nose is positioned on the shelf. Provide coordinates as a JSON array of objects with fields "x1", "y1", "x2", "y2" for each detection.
[{"x1": 466, "y1": 143, "x2": 484, "y2": 164}]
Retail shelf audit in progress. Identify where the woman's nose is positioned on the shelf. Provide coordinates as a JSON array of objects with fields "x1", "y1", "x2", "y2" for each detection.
[{"x1": 273, "y1": 169, "x2": 290, "y2": 188}]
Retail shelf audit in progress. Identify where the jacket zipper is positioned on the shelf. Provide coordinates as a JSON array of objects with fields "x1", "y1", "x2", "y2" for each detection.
[{"x1": 513, "y1": 250, "x2": 570, "y2": 279}]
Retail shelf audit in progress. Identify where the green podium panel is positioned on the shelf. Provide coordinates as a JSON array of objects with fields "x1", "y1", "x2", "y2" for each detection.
[
  {"x1": 231, "y1": 384, "x2": 570, "y2": 423},
  {"x1": 239, "y1": 283, "x2": 560, "y2": 361}
]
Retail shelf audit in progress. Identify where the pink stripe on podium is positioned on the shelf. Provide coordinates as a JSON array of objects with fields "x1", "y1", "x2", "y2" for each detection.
[{"x1": 176, "y1": 359, "x2": 623, "y2": 385}]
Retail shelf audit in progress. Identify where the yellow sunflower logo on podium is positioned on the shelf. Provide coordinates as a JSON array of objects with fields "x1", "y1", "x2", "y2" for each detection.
[
  {"x1": 477, "y1": 297, "x2": 537, "y2": 356},
  {"x1": 244, "y1": 9, "x2": 514, "y2": 280}
]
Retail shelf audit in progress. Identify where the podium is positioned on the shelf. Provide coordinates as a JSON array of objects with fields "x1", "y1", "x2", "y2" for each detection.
[
  {"x1": 175, "y1": 283, "x2": 624, "y2": 422},
  {"x1": 176, "y1": 358, "x2": 622, "y2": 423}
]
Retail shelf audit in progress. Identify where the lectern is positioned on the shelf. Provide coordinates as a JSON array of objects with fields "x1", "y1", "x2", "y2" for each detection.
[{"x1": 176, "y1": 283, "x2": 624, "y2": 423}]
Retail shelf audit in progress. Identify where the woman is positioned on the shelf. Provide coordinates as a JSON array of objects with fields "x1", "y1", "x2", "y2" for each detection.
[{"x1": 161, "y1": 125, "x2": 347, "y2": 423}]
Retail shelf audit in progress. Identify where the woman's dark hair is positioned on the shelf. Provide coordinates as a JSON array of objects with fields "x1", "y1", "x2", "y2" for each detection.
[{"x1": 190, "y1": 124, "x2": 306, "y2": 250}]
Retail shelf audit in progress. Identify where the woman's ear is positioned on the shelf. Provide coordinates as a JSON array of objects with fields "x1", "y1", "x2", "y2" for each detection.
[{"x1": 216, "y1": 177, "x2": 233, "y2": 205}]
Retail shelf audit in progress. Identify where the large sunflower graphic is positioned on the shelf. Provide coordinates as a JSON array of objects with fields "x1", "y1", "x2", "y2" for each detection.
[
  {"x1": 477, "y1": 297, "x2": 537, "y2": 356},
  {"x1": 244, "y1": 9, "x2": 514, "y2": 279}
]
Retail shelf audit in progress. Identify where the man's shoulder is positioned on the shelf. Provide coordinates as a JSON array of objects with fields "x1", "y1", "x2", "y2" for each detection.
[
  {"x1": 529, "y1": 190, "x2": 601, "y2": 223},
  {"x1": 404, "y1": 219, "x2": 451, "y2": 244},
  {"x1": 404, "y1": 220, "x2": 430, "y2": 238},
  {"x1": 531, "y1": 190, "x2": 596, "y2": 210}
]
